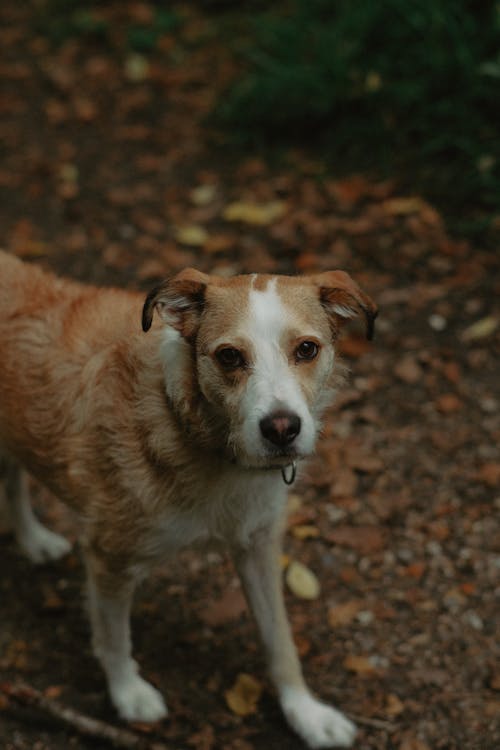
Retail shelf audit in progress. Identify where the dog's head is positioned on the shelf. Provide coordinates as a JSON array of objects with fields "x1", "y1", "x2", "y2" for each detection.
[{"x1": 143, "y1": 269, "x2": 377, "y2": 469}]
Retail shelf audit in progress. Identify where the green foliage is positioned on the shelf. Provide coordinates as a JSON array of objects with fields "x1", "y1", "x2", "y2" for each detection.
[
  {"x1": 127, "y1": 9, "x2": 180, "y2": 52},
  {"x1": 35, "y1": 0, "x2": 110, "y2": 45},
  {"x1": 35, "y1": 1, "x2": 180, "y2": 53},
  {"x1": 216, "y1": 0, "x2": 500, "y2": 231}
]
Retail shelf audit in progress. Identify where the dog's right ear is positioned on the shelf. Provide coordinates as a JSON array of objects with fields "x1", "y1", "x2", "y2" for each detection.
[{"x1": 142, "y1": 268, "x2": 210, "y2": 338}]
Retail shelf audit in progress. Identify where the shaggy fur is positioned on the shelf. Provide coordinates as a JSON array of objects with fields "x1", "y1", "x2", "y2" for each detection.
[{"x1": 0, "y1": 250, "x2": 376, "y2": 749}]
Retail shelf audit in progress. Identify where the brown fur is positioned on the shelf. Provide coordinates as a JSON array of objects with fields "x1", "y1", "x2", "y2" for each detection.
[{"x1": 0, "y1": 249, "x2": 377, "y2": 746}]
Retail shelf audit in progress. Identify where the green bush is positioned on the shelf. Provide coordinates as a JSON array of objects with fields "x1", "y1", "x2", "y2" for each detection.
[{"x1": 216, "y1": 0, "x2": 500, "y2": 232}]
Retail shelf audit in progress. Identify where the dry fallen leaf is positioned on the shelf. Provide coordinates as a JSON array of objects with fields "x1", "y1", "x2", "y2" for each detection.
[
  {"x1": 461, "y1": 315, "x2": 498, "y2": 342},
  {"x1": 330, "y1": 467, "x2": 358, "y2": 498},
  {"x1": 174, "y1": 225, "x2": 209, "y2": 247},
  {"x1": 343, "y1": 654, "x2": 379, "y2": 675},
  {"x1": 327, "y1": 525, "x2": 386, "y2": 555},
  {"x1": 385, "y1": 693, "x2": 405, "y2": 718},
  {"x1": 398, "y1": 733, "x2": 432, "y2": 750},
  {"x1": 199, "y1": 588, "x2": 247, "y2": 627},
  {"x1": 223, "y1": 200, "x2": 287, "y2": 226},
  {"x1": 382, "y1": 196, "x2": 427, "y2": 216},
  {"x1": 435, "y1": 393, "x2": 463, "y2": 414},
  {"x1": 476, "y1": 462, "x2": 500, "y2": 488},
  {"x1": 328, "y1": 599, "x2": 363, "y2": 627},
  {"x1": 225, "y1": 673, "x2": 263, "y2": 716},
  {"x1": 285, "y1": 560, "x2": 321, "y2": 600},
  {"x1": 124, "y1": 54, "x2": 149, "y2": 82},
  {"x1": 190, "y1": 184, "x2": 217, "y2": 206},
  {"x1": 290, "y1": 524, "x2": 320, "y2": 540},
  {"x1": 394, "y1": 355, "x2": 423, "y2": 384}
]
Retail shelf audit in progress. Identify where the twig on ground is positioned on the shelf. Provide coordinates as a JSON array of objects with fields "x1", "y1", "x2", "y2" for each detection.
[
  {"x1": 0, "y1": 681, "x2": 170, "y2": 750},
  {"x1": 346, "y1": 711, "x2": 399, "y2": 732}
]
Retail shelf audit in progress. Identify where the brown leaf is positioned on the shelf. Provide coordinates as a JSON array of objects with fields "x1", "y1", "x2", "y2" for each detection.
[
  {"x1": 330, "y1": 468, "x2": 359, "y2": 498},
  {"x1": 435, "y1": 393, "x2": 463, "y2": 414},
  {"x1": 328, "y1": 600, "x2": 363, "y2": 627},
  {"x1": 200, "y1": 588, "x2": 247, "y2": 627},
  {"x1": 345, "y1": 450, "x2": 384, "y2": 474},
  {"x1": 488, "y1": 671, "x2": 500, "y2": 691},
  {"x1": 399, "y1": 732, "x2": 431, "y2": 750},
  {"x1": 385, "y1": 693, "x2": 405, "y2": 718},
  {"x1": 327, "y1": 525, "x2": 386, "y2": 555},
  {"x1": 394, "y1": 355, "x2": 423, "y2": 384},
  {"x1": 382, "y1": 196, "x2": 428, "y2": 216},
  {"x1": 44, "y1": 685, "x2": 64, "y2": 699},
  {"x1": 476, "y1": 463, "x2": 500, "y2": 488},
  {"x1": 204, "y1": 233, "x2": 236, "y2": 254},
  {"x1": 343, "y1": 654, "x2": 380, "y2": 676},
  {"x1": 327, "y1": 175, "x2": 374, "y2": 207},
  {"x1": 403, "y1": 562, "x2": 426, "y2": 580},
  {"x1": 187, "y1": 724, "x2": 216, "y2": 750},
  {"x1": 42, "y1": 586, "x2": 64, "y2": 611}
]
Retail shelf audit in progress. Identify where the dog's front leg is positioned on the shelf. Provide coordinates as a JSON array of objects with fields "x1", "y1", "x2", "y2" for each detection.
[
  {"x1": 85, "y1": 549, "x2": 167, "y2": 723},
  {"x1": 233, "y1": 525, "x2": 356, "y2": 749}
]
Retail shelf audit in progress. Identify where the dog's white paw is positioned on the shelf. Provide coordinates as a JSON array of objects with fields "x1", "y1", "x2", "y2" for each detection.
[
  {"x1": 280, "y1": 688, "x2": 356, "y2": 749},
  {"x1": 111, "y1": 675, "x2": 168, "y2": 723},
  {"x1": 18, "y1": 524, "x2": 72, "y2": 564}
]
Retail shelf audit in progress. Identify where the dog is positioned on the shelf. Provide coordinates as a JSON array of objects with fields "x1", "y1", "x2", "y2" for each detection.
[{"x1": 0, "y1": 249, "x2": 377, "y2": 748}]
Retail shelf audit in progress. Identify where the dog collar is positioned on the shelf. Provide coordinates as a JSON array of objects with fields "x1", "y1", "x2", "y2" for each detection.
[{"x1": 281, "y1": 461, "x2": 297, "y2": 485}]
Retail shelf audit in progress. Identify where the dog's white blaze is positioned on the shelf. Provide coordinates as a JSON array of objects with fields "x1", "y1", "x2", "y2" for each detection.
[{"x1": 239, "y1": 279, "x2": 316, "y2": 459}]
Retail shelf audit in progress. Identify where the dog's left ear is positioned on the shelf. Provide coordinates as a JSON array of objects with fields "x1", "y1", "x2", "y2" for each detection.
[
  {"x1": 314, "y1": 270, "x2": 378, "y2": 340},
  {"x1": 142, "y1": 268, "x2": 210, "y2": 338}
]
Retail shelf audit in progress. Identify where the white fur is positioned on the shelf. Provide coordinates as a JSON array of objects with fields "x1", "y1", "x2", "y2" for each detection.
[
  {"x1": 86, "y1": 576, "x2": 167, "y2": 722},
  {"x1": 280, "y1": 687, "x2": 357, "y2": 749},
  {"x1": 4, "y1": 468, "x2": 71, "y2": 564},
  {"x1": 238, "y1": 279, "x2": 317, "y2": 462},
  {"x1": 1, "y1": 262, "x2": 362, "y2": 739}
]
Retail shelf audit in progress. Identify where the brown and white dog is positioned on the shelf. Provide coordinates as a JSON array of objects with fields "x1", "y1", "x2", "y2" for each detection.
[{"x1": 0, "y1": 249, "x2": 377, "y2": 748}]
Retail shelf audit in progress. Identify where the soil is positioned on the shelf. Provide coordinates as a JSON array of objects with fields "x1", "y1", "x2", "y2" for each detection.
[{"x1": 0, "y1": 3, "x2": 499, "y2": 750}]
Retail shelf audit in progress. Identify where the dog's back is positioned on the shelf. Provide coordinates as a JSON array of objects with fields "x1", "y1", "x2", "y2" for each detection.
[{"x1": 0, "y1": 250, "x2": 143, "y2": 491}]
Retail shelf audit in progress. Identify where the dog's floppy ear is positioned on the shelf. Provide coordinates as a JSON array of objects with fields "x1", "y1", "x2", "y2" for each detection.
[
  {"x1": 142, "y1": 268, "x2": 210, "y2": 338},
  {"x1": 314, "y1": 270, "x2": 378, "y2": 340}
]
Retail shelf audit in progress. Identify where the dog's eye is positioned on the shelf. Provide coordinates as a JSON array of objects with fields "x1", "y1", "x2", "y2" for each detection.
[
  {"x1": 295, "y1": 340, "x2": 319, "y2": 361},
  {"x1": 216, "y1": 347, "x2": 245, "y2": 369}
]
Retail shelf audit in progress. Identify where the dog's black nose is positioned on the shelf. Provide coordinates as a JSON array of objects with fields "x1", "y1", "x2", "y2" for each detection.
[{"x1": 259, "y1": 411, "x2": 301, "y2": 447}]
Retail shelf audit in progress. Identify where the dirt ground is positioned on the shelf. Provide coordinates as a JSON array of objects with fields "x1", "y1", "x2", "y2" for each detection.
[{"x1": 0, "y1": 3, "x2": 499, "y2": 750}]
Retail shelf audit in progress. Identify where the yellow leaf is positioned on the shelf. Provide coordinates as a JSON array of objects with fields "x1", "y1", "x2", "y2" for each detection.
[
  {"x1": 223, "y1": 200, "x2": 287, "y2": 226},
  {"x1": 174, "y1": 225, "x2": 208, "y2": 247},
  {"x1": 291, "y1": 524, "x2": 320, "y2": 540},
  {"x1": 382, "y1": 197, "x2": 427, "y2": 216},
  {"x1": 225, "y1": 673, "x2": 262, "y2": 716},
  {"x1": 190, "y1": 184, "x2": 217, "y2": 206},
  {"x1": 285, "y1": 560, "x2": 320, "y2": 600},
  {"x1": 124, "y1": 54, "x2": 149, "y2": 82},
  {"x1": 461, "y1": 316, "x2": 498, "y2": 342}
]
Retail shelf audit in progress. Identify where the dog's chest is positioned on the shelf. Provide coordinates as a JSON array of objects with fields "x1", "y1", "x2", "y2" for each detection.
[{"x1": 141, "y1": 470, "x2": 286, "y2": 558}]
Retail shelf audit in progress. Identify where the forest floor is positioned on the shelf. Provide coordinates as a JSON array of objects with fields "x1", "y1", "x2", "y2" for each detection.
[{"x1": 0, "y1": 3, "x2": 499, "y2": 750}]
